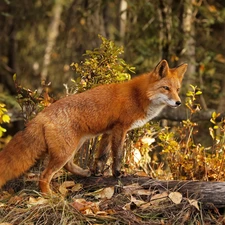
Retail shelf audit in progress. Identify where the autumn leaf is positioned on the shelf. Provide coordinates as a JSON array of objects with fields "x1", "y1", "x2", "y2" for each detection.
[
  {"x1": 123, "y1": 183, "x2": 152, "y2": 196},
  {"x1": 71, "y1": 198, "x2": 100, "y2": 214},
  {"x1": 123, "y1": 183, "x2": 142, "y2": 195},
  {"x1": 0, "y1": 203, "x2": 6, "y2": 208},
  {"x1": 141, "y1": 137, "x2": 155, "y2": 145},
  {"x1": 101, "y1": 187, "x2": 114, "y2": 199},
  {"x1": 71, "y1": 183, "x2": 83, "y2": 192},
  {"x1": 28, "y1": 196, "x2": 48, "y2": 206},
  {"x1": 169, "y1": 192, "x2": 183, "y2": 204},
  {"x1": 123, "y1": 196, "x2": 150, "y2": 210},
  {"x1": 215, "y1": 54, "x2": 225, "y2": 63},
  {"x1": 59, "y1": 181, "x2": 79, "y2": 196},
  {"x1": 207, "y1": 5, "x2": 217, "y2": 13},
  {"x1": 0, "y1": 223, "x2": 13, "y2": 225},
  {"x1": 188, "y1": 199, "x2": 199, "y2": 210},
  {"x1": 150, "y1": 191, "x2": 168, "y2": 206},
  {"x1": 85, "y1": 187, "x2": 114, "y2": 200}
]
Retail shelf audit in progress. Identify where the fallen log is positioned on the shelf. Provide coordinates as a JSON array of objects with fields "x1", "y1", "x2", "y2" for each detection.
[
  {"x1": 141, "y1": 179, "x2": 225, "y2": 209},
  {"x1": 75, "y1": 175, "x2": 225, "y2": 209}
]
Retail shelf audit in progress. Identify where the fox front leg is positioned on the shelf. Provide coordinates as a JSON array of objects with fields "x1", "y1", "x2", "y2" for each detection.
[
  {"x1": 111, "y1": 127, "x2": 127, "y2": 177},
  {"x1": 93, "y1": 133, "x2": 112, "y2": 176}
]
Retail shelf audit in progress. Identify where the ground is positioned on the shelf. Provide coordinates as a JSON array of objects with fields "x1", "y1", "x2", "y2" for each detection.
[{"x1": 1, "y1": 174, "x2": 225, "y2": 224}]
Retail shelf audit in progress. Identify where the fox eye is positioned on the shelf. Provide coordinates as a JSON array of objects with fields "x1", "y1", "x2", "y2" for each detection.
[{"x1": 162, "y1": 86, "x2": 170, "y2": 91}]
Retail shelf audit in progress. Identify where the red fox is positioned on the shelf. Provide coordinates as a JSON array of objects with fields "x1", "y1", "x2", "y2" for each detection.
[{"x1": 0, "y1": 60, "x2": 187, "y2": 194}]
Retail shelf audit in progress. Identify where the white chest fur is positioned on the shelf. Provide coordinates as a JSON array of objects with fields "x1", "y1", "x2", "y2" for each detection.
[{"x1": 129, "y1": 104, "x2": 165, "y2": 130}]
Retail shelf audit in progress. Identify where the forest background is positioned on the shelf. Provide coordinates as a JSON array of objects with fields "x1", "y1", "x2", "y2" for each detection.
[
  {"x1": 1, "y1": 1, "x2": 225, "y2": 224},
  {"x1": 0, "y1": 0, "x2": 225, "y2": 179}
]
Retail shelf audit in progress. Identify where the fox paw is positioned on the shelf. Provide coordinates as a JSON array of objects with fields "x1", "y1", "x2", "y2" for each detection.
[
  {"x1": 112, "y1": 170, "x2": 124, "y2": 178},
  {"x1": 83, "y1": 169, "x2": 91, "y2": 177},
  {"x1": 91, "y1": 164, "x2": 105, "y2": 177},
  {"x1": 93, "y1": 171, "x2": 103, "y2": 177}
]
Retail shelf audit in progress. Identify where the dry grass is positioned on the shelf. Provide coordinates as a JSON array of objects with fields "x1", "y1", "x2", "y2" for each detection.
[{"x1": 1, "y1": 176, "x2": 225, "y2": 225}]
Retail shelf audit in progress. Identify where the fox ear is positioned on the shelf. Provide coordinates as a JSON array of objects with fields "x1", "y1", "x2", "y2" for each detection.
[
  {"x1": 154, "y1": 60, "x2": 169, "y2": 78},
  {"x1": 176, "y1": 63, "x2": 188, "y2": 78}
]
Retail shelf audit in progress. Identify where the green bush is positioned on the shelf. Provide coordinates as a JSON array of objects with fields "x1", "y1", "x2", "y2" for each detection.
[{"x1": 70, "y1": 35, "x2": 135, "y2": 92}]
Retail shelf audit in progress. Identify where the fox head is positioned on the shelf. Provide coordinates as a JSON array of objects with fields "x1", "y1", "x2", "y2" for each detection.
[{"x1": 147, "y1": 60, "x2": 187, "y2": 107}]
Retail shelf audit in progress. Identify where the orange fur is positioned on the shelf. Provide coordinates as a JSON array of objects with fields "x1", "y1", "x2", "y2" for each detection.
[{"x1": 0, "y1": 60, "x2": 187, "y2": 194}]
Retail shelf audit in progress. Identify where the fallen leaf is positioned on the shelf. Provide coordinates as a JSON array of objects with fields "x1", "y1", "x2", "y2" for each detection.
[
  {"x1": 0, "y1": 203, "x2": 6, "y2": 208},
  {"x1": 28, "y1": 196, "x2": 48, "y2": 206},
  {"x1": 169, "y1": 192, "x2": 182, "y2": 204},
  {"x1": 96, "y1": 209, "x2": 115, "y2": 215},
  {"x1": 123, "y1": 183, "x2": 153, "y2": 196},
  {"x1": 85, "y1": 187, "x2": 114, "y2": 200},
  {"x1": 133, "y1": 148, "x2": 142, "y2": 163},
  {"x1": 8, "y1": 195, "x2": 23, "y2": 205},
  {"x1": 136, "y1": 189, "x2": 152, "y2": 196},
  {"x1": 71, "y1": 199, "x2": 86, "y2": 211},
  {"x1": 0, "y1": 223, "x2": 13, "y2": 225},
  {"x1": 101, "y1": 187, "x2": 114, "y2": 199},
  {"x1": 134, "y1": 171, "x2": 148, "y2": 177},
  {"x1": 123, "y1": 183, "x2": 143, "y2": 195},
  {"x1": 61, "y1": 181, "x2": 76, "y2": 188},
  {"x1": 188, "y1": 199, "x2": 199, "y2": 210},
  {"x1": 141, "y1": 137, "x2": 155, "y2": 145},
  {"x1": 59, "y1": 181, "x2": 76, "y2": 196},
  {"x1": 123, "y1": 196, "x2": 149, "y2": 210},
  {"x1": 71, "y1": 183, "x2": 83, "y2": 192},
  {"x1": 150, "y1": 191, "x2": 168, "y2": 205},
  {"x1": 84, "y1": 208, "x2": 93, "y2": 215},
  {"x1": 71, "y1": 198, "x2": 100, "y2": 214}
]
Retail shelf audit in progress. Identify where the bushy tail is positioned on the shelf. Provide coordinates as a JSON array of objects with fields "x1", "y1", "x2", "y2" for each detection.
[{"x1": 0, "y1": 120, "x2": 47, "y2": 188}]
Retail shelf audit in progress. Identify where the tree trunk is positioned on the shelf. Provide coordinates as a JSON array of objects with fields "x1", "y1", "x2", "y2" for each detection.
[
  {"x1": 86, "y1": 0, "x2": 106, "y2": 48},
  {"x1": 75, "y1": 175, "x2": 225, "y2": 209},
  {"x1": 155, "y1": 105, "x2": 221, "y2": 122},
  {"x1": 141, "y1": 179, "x2": 225, "y2": 209},
  {"x1": 119, "y1": 0, "x2": 128, "y2": 42},
  {"x1": 158, "y1": 0, "x2": 172, "y2": 61},
  {"x1": 217, "y1": 78, "x2": 225, "y2": 113},
  {"x1": 179, "y1": 0, "x2": 196, "y2": 93},
  {"x1": 8, "y1": 105, "x2": 224, "y2": 123},
  {"x1": 0, "y1": 16, "x2": 17, "y2": 95},
  {"x1": 41, "y1": 0, "x2": 63, "y2": 82}
]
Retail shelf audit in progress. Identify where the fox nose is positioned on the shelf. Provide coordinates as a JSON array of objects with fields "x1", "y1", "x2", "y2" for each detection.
[{"x1": 176, "y1": 101, "x2": 181, "y2": 106}]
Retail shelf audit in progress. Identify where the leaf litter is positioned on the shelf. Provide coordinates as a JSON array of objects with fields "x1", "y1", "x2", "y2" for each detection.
[{"x1": 0, "y1": 177, "x2": 224, "y2": 224}]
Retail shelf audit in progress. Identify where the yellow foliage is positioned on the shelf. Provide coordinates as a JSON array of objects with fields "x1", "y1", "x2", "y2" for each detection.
[{"x1": 0, "y1": 103, "x2": 10, "y2": 138}]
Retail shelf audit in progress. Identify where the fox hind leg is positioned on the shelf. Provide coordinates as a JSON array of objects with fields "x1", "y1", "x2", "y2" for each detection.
[
  {"x1": 39, "y1": 155, "x2": 70, "y2": 194},
  {"x1": 64, "y1": 158, "x2": 91, "y2": 177},
  {"x1": 93, "y1": 133, "x2": 112, "y2": 176},
  {"x1": 40, "y1": 127, "x2": 85, "y2": 194}
]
